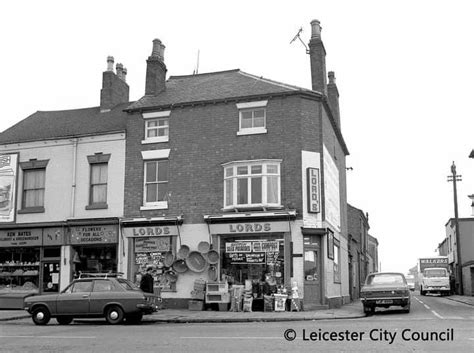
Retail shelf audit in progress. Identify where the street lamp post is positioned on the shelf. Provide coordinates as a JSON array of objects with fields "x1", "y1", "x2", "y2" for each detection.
[{"x1": 447, "y1": 162, "x2": 463, "y2": 295}]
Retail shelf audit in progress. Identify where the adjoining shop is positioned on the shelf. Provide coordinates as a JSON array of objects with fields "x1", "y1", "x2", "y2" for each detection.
[{"x1": 0, "y1": 225, "x2": 64, "y2": 309}]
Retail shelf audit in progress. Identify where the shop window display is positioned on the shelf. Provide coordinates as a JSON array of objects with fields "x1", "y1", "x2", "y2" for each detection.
[
  {"x1": 0, "y1": 247, "x2": 40, "y2": 293},
  {"x1": 132, "y1": 236, "x2": 176, "y2": 292},
  {"x1": 221, "y1": 236, "x2": 284, "y2": 311},
  {"x1": 72, "y1": 246, "x2": 117, "y2": 277}
]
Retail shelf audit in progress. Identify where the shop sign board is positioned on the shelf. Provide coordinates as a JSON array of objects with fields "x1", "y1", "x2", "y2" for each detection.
[
  {"x1": 123, "y1": 225, "x2": 179, "y2": 237},
  {"x1": 0, "y1": 229, "x2": 42, "y2": 247},
  {"x1": 135, "y1": 237, "x2": 171, "y2": 252},
  {"x1": 69, "y1": 225, "x2": 118, "y2": 244},
  {"x1": 226, "y1": 242, "x2": 252, "y2": 253},
  {"x1": 307, "y1": 167, "x2": 320, "y2": 213},
  {"x1": 0, "y1": 153, "x2": 18, "y2": 223},
  {"x1": 229, "y1": 252, "x2": 266, "y2": 264},
  {"x1": 210, "y1": 221, "x2": 289, "y2": 235},
  {"x1": 42, "y1": 228, "x2": 64, "y2": 246}
]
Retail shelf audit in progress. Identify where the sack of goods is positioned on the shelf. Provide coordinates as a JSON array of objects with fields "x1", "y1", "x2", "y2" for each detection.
[{"x1": 243, "y1": 297, "x2": 253, "y2": 312}]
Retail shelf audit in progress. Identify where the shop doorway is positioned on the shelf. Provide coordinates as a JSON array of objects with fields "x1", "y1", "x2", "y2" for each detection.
[
  {"x1": 303, "y1": 235, "x2": 322, "y2": 309},
  {"x1": 41, "y1": 261, "x2": 60, "y2": 293}
]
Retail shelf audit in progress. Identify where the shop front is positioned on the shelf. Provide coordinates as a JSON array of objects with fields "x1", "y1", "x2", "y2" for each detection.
[
  {"x1": 205, "y1": 212, "x2": 295, "y2": 312},
  {"x1": 0, "y1": 225, "x2": 64, "y2": 308},
  {"x1": 67, "y1": 220, "x2": 119, "y2": 278},
  {"x1": 122, "y1": 218, "x2": 181, "y2": 295}
]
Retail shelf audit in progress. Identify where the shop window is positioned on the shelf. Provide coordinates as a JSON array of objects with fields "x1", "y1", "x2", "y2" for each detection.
[
  {"x1": 221, "y1": 235, "x2": 284, "y2": 303},
  {"x1": 19, "y1": 160, "x2": 48, "y2": 213},
  {"x1": 333, "y1": 238, "x2": 341, "y2": 283},
  {"x1": 236, "y1": 100, "x2": 268, "y2": 136},
  {"x1": 86, "y1": 153, "x2": 110, "y2": 210},
  {"x1": 0, "y1": 247, "x2": 40, "y2": 294},
  {"x1": 223, "y1": 160, "x2": 281, "y2": 209},
  {"x1": 132, "y1": 236, "x2": 177, "y2": 292},
  {"x1": 72, "y1": 246, "x2": 117, "y2": 276},
  {"x1": 142, "y1": 111, "x2": 170, "y2": 144},
  {"x1": 143, "y1": 159, "x2": 169, "y2": 209}
]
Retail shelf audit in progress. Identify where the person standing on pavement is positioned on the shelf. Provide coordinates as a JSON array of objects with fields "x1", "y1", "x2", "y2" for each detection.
[{"x1": 140, "y1": 267, "x2": 154, "y2": 293}]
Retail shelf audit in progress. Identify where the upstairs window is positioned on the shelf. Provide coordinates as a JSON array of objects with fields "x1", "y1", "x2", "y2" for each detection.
[
  {"x1": 19, "y1": 159, "x2": 49, "y2": 213},
  {"x1": 236, "y1": 100, "x2": 268, "y2": 135},
  {"x1": 86, "y1": 153, "x2": 110, "y2": 210},
  {"x1": 144, "y1": 159, "x2": 169, "y2": 207},
  {"x1": 142, "y1": 111, "x2": 170, "y2": 144},
  {"x1": 223, "y1": 160, "x2": 281, "y2": 209}
]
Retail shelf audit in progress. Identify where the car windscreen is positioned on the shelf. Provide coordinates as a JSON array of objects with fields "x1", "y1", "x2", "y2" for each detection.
[
  {"x1": 117, "y1": 278, "x2": 140, "y2": 291},
  {"x1": 367, "y1": 274, "x2": 405, "y2": 285},
  {"x1": 424, "y1": 269, "x2": 447, "y2": 277}
]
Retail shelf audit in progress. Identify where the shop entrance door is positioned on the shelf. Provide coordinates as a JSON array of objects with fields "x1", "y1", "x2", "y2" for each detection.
[
  {"x1": 303, "y1": 236, "x2": 322, "y2": 310},
  {"x1": 41, "y1": 261, "x2": 60, "y2": 293}
]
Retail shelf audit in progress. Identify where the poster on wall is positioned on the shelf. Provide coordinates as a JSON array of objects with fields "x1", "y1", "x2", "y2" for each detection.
[{"x1": 0, "y1": 153, "x2": 18, "y2": 223}]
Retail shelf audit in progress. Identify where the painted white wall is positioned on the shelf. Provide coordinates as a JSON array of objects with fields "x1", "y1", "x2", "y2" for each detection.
[{"x1": 0, "y1": 133, "x2": 125, "y2": 223}]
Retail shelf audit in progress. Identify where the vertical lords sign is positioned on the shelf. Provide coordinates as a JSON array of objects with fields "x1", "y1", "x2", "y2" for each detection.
[
  {"x1": 307, "y1": 167, "x2": 320, "y2": 213},
  {"x1": 0, "y1": 153, "x2": 18, "y2": 223}
]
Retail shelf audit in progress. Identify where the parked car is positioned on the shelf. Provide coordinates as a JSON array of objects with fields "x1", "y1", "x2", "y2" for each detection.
[
  {"x1": 360, "y1": 272, "x2": 411, "y2": 315},
  {"x1": 24, "y1": 274, "x2": 158, "y2": 325}
]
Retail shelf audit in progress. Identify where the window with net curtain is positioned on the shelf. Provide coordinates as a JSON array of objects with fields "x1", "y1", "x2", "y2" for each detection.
[
  {"x1": 23, "y1": 169, "x2": 45, "y2": 208},
  {"x1": 223, "y1": 160, "x2": 281, "y2": 209},
  {"x1": 90, "y1": 163, "x2": 108, "y2": 204}
]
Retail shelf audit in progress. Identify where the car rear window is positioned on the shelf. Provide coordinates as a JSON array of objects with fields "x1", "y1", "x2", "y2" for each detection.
[
  {"x1": 117, "y1": 278, "x2": 140, "y2": 291},
  {"x1": 367, "y1": 274, "x2": 405, "y2": 285}
]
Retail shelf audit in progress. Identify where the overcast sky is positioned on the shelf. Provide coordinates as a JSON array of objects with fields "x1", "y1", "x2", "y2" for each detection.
[{"x1": 2, "y1": 0, "x2": 473, "y2": 273}]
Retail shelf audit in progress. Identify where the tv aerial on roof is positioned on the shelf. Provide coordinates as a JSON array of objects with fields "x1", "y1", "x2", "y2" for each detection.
[{"x1": 290, "y1": 27, "x2": 309, "y2": 54}]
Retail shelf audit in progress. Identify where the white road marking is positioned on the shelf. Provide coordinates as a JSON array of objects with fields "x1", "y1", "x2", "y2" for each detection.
[
  {"x1": 431, "y1": 310, "x2": 444, "y2": 319},
  {"x1": 0, "y1": 335, "x2": 96, "y2": 339},
  {"x1": 424, "y1": 304, "x2": 431, "y2": 310}
]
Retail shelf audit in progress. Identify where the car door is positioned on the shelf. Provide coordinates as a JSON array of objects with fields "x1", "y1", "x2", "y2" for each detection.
[
  {"x1": 56, "y1": 280, "x2": 92, "y2": 315},
  {"x1": 89, "y1": 279, "x2": 116, "y2": 314}
]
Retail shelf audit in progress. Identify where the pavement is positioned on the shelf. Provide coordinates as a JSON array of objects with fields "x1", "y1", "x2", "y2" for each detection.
[{"x1": 1, "y1": 295, "x2": 472, "y2": 324}]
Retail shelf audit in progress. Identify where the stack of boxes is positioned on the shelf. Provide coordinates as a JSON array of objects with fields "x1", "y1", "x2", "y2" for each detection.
[
  {"x1": 205, "y1": 281, "x2": 230, "y2": 311},
  {"x1": 188, "y1": 279, "x2": 206, "y2": 311}
]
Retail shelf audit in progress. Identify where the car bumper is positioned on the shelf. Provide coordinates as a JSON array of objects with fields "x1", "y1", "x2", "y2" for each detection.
[
  {"x1": 424, "y1": 286, "x2": 449, "y2": 291},
  {"x1": 361, "y1": 297, "x2": 410, "y2": 306},
  {"x1": 136, "y1": 303, "x2": 157, "y2": 314}
]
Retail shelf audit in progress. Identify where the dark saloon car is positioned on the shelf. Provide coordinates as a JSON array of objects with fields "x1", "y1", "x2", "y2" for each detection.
[
  {"x1": 24, "y1": 275, "x2": 158, "y2": 325},
  {"x1": 360, "y1": 272, "x2": 411, "y2": 315}
]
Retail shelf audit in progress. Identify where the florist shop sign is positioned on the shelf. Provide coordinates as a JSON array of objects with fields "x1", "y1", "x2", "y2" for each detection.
[{"x1": 69, "y1": 225, "x2": 118, "y2": 244}]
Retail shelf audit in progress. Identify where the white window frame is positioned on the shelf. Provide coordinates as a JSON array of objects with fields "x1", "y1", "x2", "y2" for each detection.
[
  {"x1": 222, "y1": 159, "x2": 281, "y2": 210},
  {"x1": 236, "y1": 100, "x2": 268, "y2": 136},
  {"x1": 141, "y1": 111, "x2": 170, "y2": 144},
  {"x1": 141, "y1": 149, "x2": 170, "y2": 210}
]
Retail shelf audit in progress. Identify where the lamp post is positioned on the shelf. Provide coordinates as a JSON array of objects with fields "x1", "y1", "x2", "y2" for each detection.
[{"x1": 447, "y1": 162, "x2": 463, "y2": 295}]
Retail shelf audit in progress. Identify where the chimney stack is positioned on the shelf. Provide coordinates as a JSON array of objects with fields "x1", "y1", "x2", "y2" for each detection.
[
  {"x1": 327, "y1": 71, "x2": 341, "y2": 128},
  {"x1": 308, "y1": 19, "x2": 327, "y2": 95},
  {"x1": 100, "y1": 56, "x2": 130, "y2": 112},
  {"x1": 145, "y1": 38, "x2": 167, "y2": 95}
]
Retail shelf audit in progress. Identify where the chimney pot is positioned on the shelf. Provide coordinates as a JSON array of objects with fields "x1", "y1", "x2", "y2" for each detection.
[
  {"x1": 122, "y1": 67, "x2": 127, "y2": 82},
  {"x1": 311, "y1": 19, "x2": 322, "y2": 39},
  {"x1": 328, "y1": 71, "x2": 335, "y2": 84},
  {"x1": 159, "y1": 43, "x2": 166, "y2": 62},
  {"x1": 107, "y1": 56, "x2": 114, "y2": 72},
  {"x1": 152, "y1": 39, "x2": 162, "y2": 58},
  {"x1": 116, "y1": 63, "x2": 123, "y2": 79}
]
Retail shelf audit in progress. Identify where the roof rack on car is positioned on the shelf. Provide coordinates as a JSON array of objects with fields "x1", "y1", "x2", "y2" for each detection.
[{"x1": 78, "y1": 272, "x2": 124, "y2": 279}]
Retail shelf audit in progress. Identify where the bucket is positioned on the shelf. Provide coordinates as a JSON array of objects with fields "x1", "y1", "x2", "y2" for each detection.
[
  {"x1": 165, "y1": 270, "x2": 178, "y2": 283},
  {"x1": 177, "y1": 245, "x2": 190, "y2": 259},
  {"x1": 208, "y1": 265, "x2": 218, "y2": 281},
  {"x1": 172, "y1": 259, "x2": 188, "y2": 273},
  {"x1": 206, "y1": 250, "x2": 220, "y2": 264}
]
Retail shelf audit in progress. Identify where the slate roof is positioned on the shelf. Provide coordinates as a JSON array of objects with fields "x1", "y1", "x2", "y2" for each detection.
[
  {"x1": 127, "y1": 69, "x2": 314, "y2": 111},
  {"x1": 0, "y1": 103, "x2": 129, "y2": 144}
]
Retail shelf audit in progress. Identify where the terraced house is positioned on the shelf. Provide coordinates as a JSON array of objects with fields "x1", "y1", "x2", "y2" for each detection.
[{"x1": 0, "y1": 20, "x2": 352, "y2": 310}]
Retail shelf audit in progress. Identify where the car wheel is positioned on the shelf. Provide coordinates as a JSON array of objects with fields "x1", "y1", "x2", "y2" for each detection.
[
  {"x1": 32, "y1": 306, "x2": 51, "y2": 326},
  {"x1": 105, "y1": 305, "x2": 124, "y2": 325},
  {"x1": 126, "y1": 312, "x2": 143, "y2": 324},
  {"x1": 363, "y1": 305, "x2": 374, "y2": 316},
  {"x1": 56, "y1": 316, "x2": 73, "y2": 325}
]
